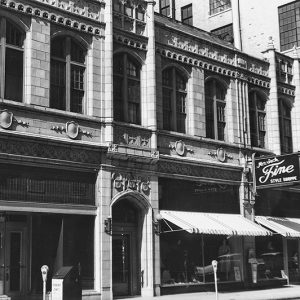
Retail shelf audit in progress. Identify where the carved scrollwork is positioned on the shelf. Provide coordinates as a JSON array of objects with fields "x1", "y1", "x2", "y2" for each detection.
[
  {"x1": 208, "y1": 147, "x2": 233, "y2": 163},
  {"x1": 0, "y1": 110, "x2": 29, "y2": 129},
  {"x1": 112, "y1": 172, "x2": 151, "y2": 195},
  {"x1": 169, "y1": 140, "x2": 193, "y2": 156},
  {"x1": 51, "y1": 121, "x2": 92, "y2": 139}
]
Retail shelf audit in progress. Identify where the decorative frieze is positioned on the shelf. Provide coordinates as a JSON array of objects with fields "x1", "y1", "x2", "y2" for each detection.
[
  {"x1": 113, "y1": 33, "x2": 147, "y2": 51},
  {"x1": 112, "y1": 172, "x2": 150, "y2": 195},
  {"x1": 158, "y1": 160, "x2": 241, "y2": 182},
  {"x1": 1, "y1": 0, "x2": 104, "y2": 36},
  {"x1": 277, "y1": 85, "x2": 295, "y2": 96}
]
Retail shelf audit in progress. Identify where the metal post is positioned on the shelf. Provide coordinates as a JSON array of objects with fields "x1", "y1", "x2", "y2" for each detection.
[
  {"x1": 41, "y1": 265, "x2": 49, "y2": 300},
  {"x1": 212, "y1": 260, "x2": 218, "y2": 300}
]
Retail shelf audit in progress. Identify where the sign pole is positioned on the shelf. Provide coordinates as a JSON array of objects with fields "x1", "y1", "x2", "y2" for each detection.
[
  {"x1": 41, "y1": 265, "x2": 49, "y2": 300},
  {"x1": 212, "y1": 260, "x2": 218, "y2": 300}
]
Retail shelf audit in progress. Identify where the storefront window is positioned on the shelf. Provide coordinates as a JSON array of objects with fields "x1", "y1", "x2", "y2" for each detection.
[
  {"x1": 255, "y1": 236, "x2": 284, "y2": 281},
  {"x1": 31, "y1": 214, "x2": 94, "y2": 292},
  {"x1": 160, "y1": 231, "x2": 242, "y2": 285}
]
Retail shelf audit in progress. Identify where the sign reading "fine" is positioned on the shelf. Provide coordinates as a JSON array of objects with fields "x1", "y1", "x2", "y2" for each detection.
[{"x1": 255, "y1": 154, "x2": 300, "y2": 188}]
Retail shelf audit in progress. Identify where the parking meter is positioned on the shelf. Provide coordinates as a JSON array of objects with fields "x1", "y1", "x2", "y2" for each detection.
[
  {"x1": 212, "y1": 260, "x2": 218, "y2": 300},
  {"x1": 41, "y1": 265, "x2": 49, "y2": 300}
]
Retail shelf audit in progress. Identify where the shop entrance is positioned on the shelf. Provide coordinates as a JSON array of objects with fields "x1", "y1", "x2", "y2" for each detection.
[
  {"x1": 0, "y1": 218, "x2": 28, "y2": 298},
  {"x1": 287, "y1": 239, "x2": 300, "y2": 283},
  {"x1": 112, "y1": 199, "x2": 141, "y2": 298}
]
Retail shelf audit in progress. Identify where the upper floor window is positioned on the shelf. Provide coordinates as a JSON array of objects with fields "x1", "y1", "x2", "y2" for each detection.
[
  {"x1": 278, "y1": 99, "x2": 293, "y2": 154},
  {"x1": 249, "y1": 91, "x2": 266, "y2": 148},
  {"x1": 211, "y1": 24, "x2": 234, "y2": 43},
  {"x1": 278, "y1": 1, "x2": 300, "y2": 51},
  {"x1": 162, "y1": 67, "x2": 187, "y2": 133},
  {"x1": 181, "y1": 4, "x2": 193, "y2": 26},
  {"x1": 113, "y1": 53, "x2": 141, "y2": 125},
  {"x1": 160, "y1": 0, "x2": 171, "y2": 17},
  {"x1": 0, "y1": 18, "x2": 24, "y2": 102},
  {"x1": 209, "y1": 0, "x2": 231, "y2": 15},
  {"x1": 50, "y1": 36, "x2": 86, "y2": 113},
  {"x1": 205, "y1": 79, "x2": 226, "y2": 141}
]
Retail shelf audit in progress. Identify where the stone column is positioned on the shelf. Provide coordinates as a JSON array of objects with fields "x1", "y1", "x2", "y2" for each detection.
[
  {"x1": 291, "y1": 47, "x2": 300, "y2": 150},
  {"x1": 145, "y1": 0, "x2": 157, "y2": 149},
  {"x1": 263, "y1": 37, "x2": 281, "y2": 154}
]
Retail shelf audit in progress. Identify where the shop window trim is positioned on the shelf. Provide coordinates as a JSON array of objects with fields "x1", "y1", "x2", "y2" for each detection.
[
  {"x1": 50, "y1": 36, "x2": 86, "y2": 114},
  {"x1": 205, "y1": 78, "x2": 226, "y2": 141},
  {"x1": 0, "y1": 18, "x2": 24, "y2": 102},
  {"x1": 162, "y1": 67, "x2": 187, "y2": 133}
]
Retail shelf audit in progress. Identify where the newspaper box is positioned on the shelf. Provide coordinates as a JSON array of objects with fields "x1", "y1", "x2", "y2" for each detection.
[{"x1": 52, "y1": 266, "x2": 81, "y2": 300}]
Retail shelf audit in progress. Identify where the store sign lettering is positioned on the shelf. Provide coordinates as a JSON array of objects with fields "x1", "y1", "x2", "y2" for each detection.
[{"x1": 255, "y1": 154, "x2": 300, "y2": 188}]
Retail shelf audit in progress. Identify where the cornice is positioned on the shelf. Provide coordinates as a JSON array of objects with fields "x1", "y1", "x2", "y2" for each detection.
[
  {"x1": 113, "y1": 28, "x2": 148, "y2": 51},
  {"x1": 277, "y1": 82, "x2": 296, "y2": 97},
  {"x1": 156, "y1": 45, "x2": 270, "y2": 89},
  {"x1": 0, "y1": 0, "x2": 105, "y2": 37}
]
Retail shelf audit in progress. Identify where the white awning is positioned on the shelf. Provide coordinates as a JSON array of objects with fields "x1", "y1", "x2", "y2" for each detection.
[
  {"x1": 255, "y1": 216, "x2": 300, "y2": 237},
  {"x1": 160, "y1": 210, "x2": 271, "y2": 236}
]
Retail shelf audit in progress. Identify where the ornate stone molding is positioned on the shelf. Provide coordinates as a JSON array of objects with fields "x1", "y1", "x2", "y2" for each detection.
[
  {"x1": 112, "y1": 172, "x2": 150, "y2": 195},
  {"x1": 1, "y1": 0, "x2": 104, "y2": 36},
  {"x1": 0, "y1": 109, "x2": 29, "y2": 129},
  {"x1": 169, "y1": 140, "x2": 193, "y2": 156},
  {"x1": 277, "y1": 85, "x2": 295, "y2": 96},
  {"x1": 113, "y1": 33, "x2": 147, "y2": 51},
  {"x1": 156, "y1": 47, "x2": 270, "y2": 88},
  {"x1": 208, "y1": 148, "x2": 233, "y2": 163},
  {"x1": 51, "y1": 121, "x2": 92, "y2": 139}
]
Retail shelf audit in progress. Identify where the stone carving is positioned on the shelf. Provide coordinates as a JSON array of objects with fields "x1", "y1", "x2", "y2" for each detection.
[
  {"x1": 112, "y1": 172, "x2": 150, "y2": 195},
  {"x1": 0, "y1": 110, "x2": 29, "y2": 129},
  {"x1": 169, "y1": 140, "x2": 194, "y2": 156},
  {"x1": 114, "y1": 126, "x2": 151, "y2": 148},
  {"x1": 51, "y1": 121, "x2": 92, "y2": 139},
  {"x1": 208, "y1": 147, "x2": 233, "y2": 162}
]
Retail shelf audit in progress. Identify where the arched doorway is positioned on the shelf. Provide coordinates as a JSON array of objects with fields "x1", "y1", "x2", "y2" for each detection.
[{"x1": 112, "y1": 198, "x2": 145, "y2": 297}]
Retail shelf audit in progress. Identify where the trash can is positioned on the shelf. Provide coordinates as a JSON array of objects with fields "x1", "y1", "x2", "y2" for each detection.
[{"x1": 51, "y1": 266, "x2": 82, "y2": 300}]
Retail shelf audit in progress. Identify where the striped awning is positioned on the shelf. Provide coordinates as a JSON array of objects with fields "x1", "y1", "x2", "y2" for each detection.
[
  {"x1": 255, "y1": 216, "x2": 300, "y2": 237},
  {"x1": 160, "y1": 210, "x2": 271, "y2": 236}
]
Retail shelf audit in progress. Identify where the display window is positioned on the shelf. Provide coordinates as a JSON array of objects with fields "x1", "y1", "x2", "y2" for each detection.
[{"x1": 160, "y1": 230, "x2": 243, "y2": 285}]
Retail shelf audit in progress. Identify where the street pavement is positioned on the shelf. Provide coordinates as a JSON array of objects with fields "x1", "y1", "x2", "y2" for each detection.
[{"x1": 121, "y1": 285, "x2": 300, "y2": 300}]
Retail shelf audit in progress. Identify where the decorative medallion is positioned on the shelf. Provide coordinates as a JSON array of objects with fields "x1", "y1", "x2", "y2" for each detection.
[
  {"x1": 66, "y1": 121, "x2": 79, "y2": 139},
  {"x1": 169, "y1": 140, "x2": 193, "y2": 156},
  {"x1": 0, "y1": 110, "x2": 13, "y2": 129},
  {"x1": 208, "y1": 147, "x2": 233, "y2": 163}
]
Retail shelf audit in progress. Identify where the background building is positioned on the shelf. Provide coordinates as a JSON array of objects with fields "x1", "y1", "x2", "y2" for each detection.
[{"x1": 0, "y1": 0, "x2": 300, "y2": 300}]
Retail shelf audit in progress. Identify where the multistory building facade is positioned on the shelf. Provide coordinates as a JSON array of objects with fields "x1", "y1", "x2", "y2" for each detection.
[{"x1": 0, "y1": 0, "x2": 300, "y2": 300}]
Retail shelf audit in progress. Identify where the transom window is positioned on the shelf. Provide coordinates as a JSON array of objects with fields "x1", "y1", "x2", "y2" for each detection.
[
  {"x1": 278, "y1": 1, "x2": 300, "y2": 51},
  {"x1": 205, "y1": 79, "x2": 226, "y2": 141},
  {"x1": 50, "y1": 36, "x2": 86, "y2": 113},
  {"x1": 0, "y1": 18, "x2": 24, "y2": 102},
  {"x1": 113, "y1": 53, "x2": 141, "y2": 125},
  {"x1": 249, "y1": 91, "x2": 266, "y2": 148},
  {"x1": 162, "y1": 67, "x2": 187, "y2": 133},
  {"x1": 278, "y1": 99, "x2": 293, "y2": 154},
  {"x1": 181, "y1": 4, "x2": 193, "y2": 26},
  {"x1": 209, "y1": 0, "x2": 231, "y2": 15},
  {"x1": 160, "y1": 0, "x2": 171, "y2": 17}
]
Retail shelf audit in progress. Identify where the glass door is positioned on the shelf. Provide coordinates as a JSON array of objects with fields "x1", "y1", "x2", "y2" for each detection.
[
  {"x1": 0, "y1": 221, "x2": 28, "y2": 297},
  {"x1": 287, "y1": 239, "x2": 300, "y2": 283},
  {"x1": 112, "y1": 233, "x2": 131, "y2": 297}
]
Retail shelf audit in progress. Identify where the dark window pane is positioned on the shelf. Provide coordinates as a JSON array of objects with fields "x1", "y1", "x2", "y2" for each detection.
[
  {"x1": 50, "y1": 60, "x2": 66, "y2": 110},
  {"x1": 51, "y1": 37, "x2": 66, "y2": 59},
  {"x1": 70, "y1": 65, "x2": 85, "y2": 113},
  {"x1": 6, "y1": 21, "x2": 23, "y2": 47},
  {"x1": 5, "y1": 48, "x2": 23, "y2": 101},
  {"x1": 71, "y1": 40, "x2": 85, "y2": 64}
]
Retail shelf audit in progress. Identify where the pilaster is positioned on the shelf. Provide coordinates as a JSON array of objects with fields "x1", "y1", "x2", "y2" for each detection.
[{"x1": 292, "y1": 48, "x2": 300, "y2": 151}]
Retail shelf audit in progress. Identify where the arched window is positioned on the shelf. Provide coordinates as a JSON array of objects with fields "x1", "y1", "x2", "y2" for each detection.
[
  {"x1": 162, "y1": 67, "x2": 187, "y2": 133},
  {"x1": 205, "y1": 79, "x2": 226, "y2": 140},
  {"x1": 279, "y1": 99, "x2": 293, "y2": 154},
  {"x1": 0, "y1": 18, "x2": 24, "y2": 102},
  {"x1": 113, "y1": 53, "x2": 141, "y2": 124},
  {"x1": 50, "y1": 36, "x2": 86, "y2": 113},
  {"x1": 249, "y1": 91, "x2": 266, "y2": 148}
]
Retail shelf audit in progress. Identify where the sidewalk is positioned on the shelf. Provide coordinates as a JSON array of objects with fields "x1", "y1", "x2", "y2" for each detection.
[{"x1": 120, "y1": 285, "x2": 300, "y2": 300}]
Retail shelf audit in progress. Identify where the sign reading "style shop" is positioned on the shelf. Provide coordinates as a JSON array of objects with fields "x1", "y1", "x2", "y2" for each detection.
[{"x1": 255, "y1": 154, "x2": 300, "y2": 188}]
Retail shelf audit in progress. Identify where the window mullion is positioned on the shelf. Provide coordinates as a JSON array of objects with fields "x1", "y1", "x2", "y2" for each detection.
[
  {"x1": 123, "y1": 54, "x2": 128, "y2": 122},
  {"x1": 66, "y1": 37, "x2": 71, "y2": 111},
  {"x1": 171, "y1": 68, "x2": 177, "y2": 131},
  {"x1": 213, "y1": 80, "x2": 218, "y2": 139},
  {"x1": 0, "y1": 18, "x2": 6, "y2": 100},
  {"x1": 254, "y1": 93, "x2": 260, "y2": 146}
]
